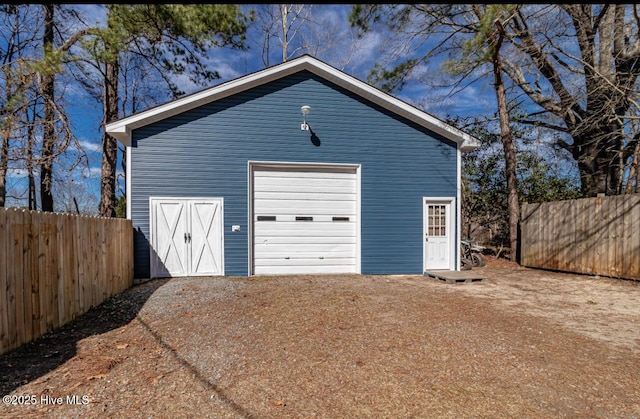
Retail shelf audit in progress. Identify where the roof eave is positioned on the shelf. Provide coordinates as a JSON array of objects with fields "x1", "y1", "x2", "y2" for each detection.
[{"x1": 107, "y1": 124, "x2": 130, "y2": 147}]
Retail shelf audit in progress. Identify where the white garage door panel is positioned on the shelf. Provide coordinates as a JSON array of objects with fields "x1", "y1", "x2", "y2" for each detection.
[
  {"x1": 252, "y1": 165, "x2": 358, "y2": 275},
  {"x1": 255, "y1": 228, "x2": 355, "y2": 238},
  {"x1": 252, "y1": 236, "x2": 356, "y2": 245},
  {"x1": 255, "y1": 175, "x2": 356, "y2": 188},
  {"x1": 254, "y1": 243, "x2": 355, "y2": 252},
  {"x1": 255, "y1": 199, "x2": 356, "y2": 214},
  {"x1": 256, "y1": 215, "x2": 354, "y2": 222},
  {"x1": 254, "y1": 191, "x2": 356, "y2": 201},
  {"x1": 255, "y1": 252, "x2": 355, "y2": 260},
  {"x1": 255, "y1": 245, "x2": 356, "y2": 259},
  {"x1": 254, "y1": 265, "x2": 354, "y2": 275},
  {"x1": 256, "y1": 170, "x2": 354, "y2": 179},
  {"x1": 255, "y1": 258, "x2": 356, "y2": 267},
  {"x1": 254, "y1": 184, "x2": 356, "y2": 194},
  {"x1": 255, "y1": 220, "x2": 355, "y2": 230}
]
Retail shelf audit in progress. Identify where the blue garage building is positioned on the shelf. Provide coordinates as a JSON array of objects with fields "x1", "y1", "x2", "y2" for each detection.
[{"x1": 105, "y1": 55, "x2": 480, "y2": 279}]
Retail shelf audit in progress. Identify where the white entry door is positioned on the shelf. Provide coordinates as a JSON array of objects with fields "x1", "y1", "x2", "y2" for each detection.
[
  {"x1": 150, "y1": 198, "x2": 224, "y2": 278},
  {"x1": 424, "y1": 198, "x2": 453, "y2": 270}
]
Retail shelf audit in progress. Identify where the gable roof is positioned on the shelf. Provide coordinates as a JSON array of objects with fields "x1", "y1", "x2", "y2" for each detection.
[{"x1": 105, "y1": 54, "x2": 480, "y2": 151}]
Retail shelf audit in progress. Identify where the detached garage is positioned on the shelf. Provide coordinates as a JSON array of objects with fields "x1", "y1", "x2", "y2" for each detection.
[{"x1": 105, "y1": 54, "x2": 480, "y2": 279}]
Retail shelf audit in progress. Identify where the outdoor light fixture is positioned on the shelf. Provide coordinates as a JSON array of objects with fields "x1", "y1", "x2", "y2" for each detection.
[{"x1": 301, "y1": 105, "x2": 311, "y2": 130}]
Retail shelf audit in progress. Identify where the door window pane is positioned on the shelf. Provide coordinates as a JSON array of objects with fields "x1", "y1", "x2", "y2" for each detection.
[{"x1": 428, "y1": 205, "x2": 446, "y2": 237}]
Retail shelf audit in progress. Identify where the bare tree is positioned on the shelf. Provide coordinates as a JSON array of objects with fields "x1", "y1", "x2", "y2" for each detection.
[
  {"x1": 252, "y1": 4, "x2": 360, "y2": 69},
  {"x1": 497, "y1": 5, "x2": 640, "y2": 196},
  {"x1": 39, "y1": 4, "x2": 56, "y2": 211},
  {"x1": 0, "y1": 5, "x2": 39, "y2": 207},
  {"x1": 351, "y1": 4, "x2": 640, "y2": 197},
  {"x1": 623, "y1": 110, "x2": 640, "y2": 193},
  {"x1": 492, "y1": 11, "x2": 520, "y2": 262}
]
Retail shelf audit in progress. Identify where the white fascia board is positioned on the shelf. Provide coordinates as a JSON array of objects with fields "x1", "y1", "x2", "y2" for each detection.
[{"x1": 105, "y1": 55, "x2": 481, "y2": 151}]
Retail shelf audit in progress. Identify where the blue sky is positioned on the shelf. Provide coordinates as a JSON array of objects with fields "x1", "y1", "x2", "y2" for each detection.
[{"x1": 5, "y1": 4, "x2": 498, "y2": 211}]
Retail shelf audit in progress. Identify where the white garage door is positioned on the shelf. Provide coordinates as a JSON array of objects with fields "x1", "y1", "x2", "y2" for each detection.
[{"x1": 252, "y1": 164, "x2": 358, "y2": 275}]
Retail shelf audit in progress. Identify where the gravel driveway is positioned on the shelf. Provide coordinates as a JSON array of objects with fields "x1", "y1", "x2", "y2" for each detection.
[{"x1": 1, "y1": 257, "x2": 639, "y2": 418}]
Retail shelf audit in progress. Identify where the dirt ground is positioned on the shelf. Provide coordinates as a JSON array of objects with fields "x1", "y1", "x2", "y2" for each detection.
[{"x1": 1, "y1": 256, "x2": 639, "y2": 418}]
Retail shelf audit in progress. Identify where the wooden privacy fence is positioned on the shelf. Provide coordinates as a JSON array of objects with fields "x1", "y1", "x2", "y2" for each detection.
[
  {"x1": 521, "y1": 194, "x2": 640, "y2": 280},
  {"x1": 0, "y1": 208, "x2": 134, "y2": 356}
]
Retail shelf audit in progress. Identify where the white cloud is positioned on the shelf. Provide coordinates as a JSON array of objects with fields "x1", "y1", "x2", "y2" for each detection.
[
  {"x1": 345, "y1": 31, "x2": 384, "y2": 79},
  {"x1": 85, "y1": 166, "x2": 103, "y2": 179},
  {"x1": 67, "y1": 4, "x2": 108, "y2": 27},
  {"x1": 205, "y1": 54, "x2": 247, "y2": 82},
  {"x1": 7, "y1": 168, "x2": 28, "y2": 178},
  {"x1": 79, "y1": 140, "x2": 102, "y2": 154}
]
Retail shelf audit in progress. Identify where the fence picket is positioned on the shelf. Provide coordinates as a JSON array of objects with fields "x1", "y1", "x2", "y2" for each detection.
[
  {"x1": 11, "y1": 210, "x2": 25, "y2": 347},
  {"x1": 38, "y1": 213, "x2": 51, "y2": 335},
  {"x1": 630, "y1": 196, "x2": 640, "y2": 278},
  {"x1": 612, "y1": 197, "x2": 624, "y2": 278},
  {"x1": 28, "y1": 211, "x2": 39, "y2": 341},
  {"x1": 0, "y1": 209, "x2": 7, "y2": 355},
  {"x1": 46, "y1": 213, "x2": 58, "y2": 333}
]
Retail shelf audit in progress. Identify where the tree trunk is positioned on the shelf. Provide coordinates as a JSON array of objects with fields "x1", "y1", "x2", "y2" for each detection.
[
  {"x1": 572, "y1": 124, "x2": 624, "y2": 197},
  {"x1": 493, "y1": 21, "x2": 520, "y2": 263},
  {"x1": 0, "y1": 61, "x2": 14, "y2": 207},
  {"x1": 0, "y1": 126, "x2": 8, "y2": 208},
  {"x1": 40, "y1": 3, "x2": 55, "y2": 212},
  {"x1": 0, "y1": 80, "x2": 10, "y2": 207},
  {"x1": 120, "y1": 144, "x2": 127, "y2": 217},
  {"x1": 99, "y1": 59, "x2": 119, "y2": 217},
  {"x1": 281, "y1": 4, "x2": 289, "y2": 62},
  {"x1": 625, "y1": 137, "x2": 640, "y2": 194},
  {"x1": 27, "y1": 109, "x2": 37, "y2": 210}
]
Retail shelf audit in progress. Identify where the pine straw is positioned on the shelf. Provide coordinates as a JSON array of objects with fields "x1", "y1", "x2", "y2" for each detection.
[{"x1": 1, "y1": 257, "x2": 639, "y2": 418}]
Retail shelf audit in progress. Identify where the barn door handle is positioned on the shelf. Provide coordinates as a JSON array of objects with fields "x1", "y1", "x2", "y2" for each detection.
[
  {"x1": 185, "y1": 233, "x2": 188, "y2": 243},
  {"x1": 188, "y1": 233, "x2": 191, "y2": 243}
]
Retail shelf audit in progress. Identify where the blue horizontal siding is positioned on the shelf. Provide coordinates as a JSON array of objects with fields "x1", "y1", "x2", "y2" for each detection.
[{"x1": 131, "y1": 71, "x2": 457, "y2": 278}]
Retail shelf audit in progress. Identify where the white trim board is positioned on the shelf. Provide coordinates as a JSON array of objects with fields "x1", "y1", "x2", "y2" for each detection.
[{"x1": 126, "y1": 145, "x2": 132, "y2": 220}]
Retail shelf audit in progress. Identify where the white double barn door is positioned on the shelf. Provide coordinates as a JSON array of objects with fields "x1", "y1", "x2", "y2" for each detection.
[{"x1": 150, "y1": 198, "x2": 223, "y2": 278}]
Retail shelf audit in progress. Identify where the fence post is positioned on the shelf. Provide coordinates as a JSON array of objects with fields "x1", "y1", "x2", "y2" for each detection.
[{"x1": 0, "y1": 209, "x2": 7, "y2": 355}]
